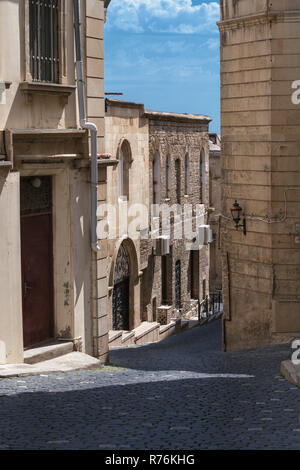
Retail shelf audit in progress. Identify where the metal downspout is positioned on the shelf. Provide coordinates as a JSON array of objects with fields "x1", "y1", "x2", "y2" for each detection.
[{"x1": 73, "y1": 0, "x2": 99, "y2": 253}]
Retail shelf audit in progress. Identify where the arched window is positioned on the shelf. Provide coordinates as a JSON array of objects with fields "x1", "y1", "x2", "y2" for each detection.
[
  {"x1": 200, "y1": 149, "x2": 206, "y2": 203},
  {"x1": 184, "y1": 153, "x2": 190, "y2": 196},
  {"x1": 119, "y1": 140, "x2": 131, "y2": 201},
  {"x1": 166, "y1": 154, "x2": 171, "y2": 199},
  {"x1": 175, "y1": 159, "x2": 181, "y2": 204}
]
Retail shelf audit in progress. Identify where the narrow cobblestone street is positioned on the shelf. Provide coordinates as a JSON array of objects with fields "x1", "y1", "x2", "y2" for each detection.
[{"x1": 0, "y1": 320, "x2": 299, "y2": 450}]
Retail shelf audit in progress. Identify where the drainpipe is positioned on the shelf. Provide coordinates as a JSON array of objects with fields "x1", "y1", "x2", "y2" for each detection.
[{"x1": 73, "y1": 0, "x2": 99, "y2": 253}]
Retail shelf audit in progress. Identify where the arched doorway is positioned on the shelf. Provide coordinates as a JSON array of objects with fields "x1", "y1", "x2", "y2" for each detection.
[{"x1": 112, "y1": 243, "x2": 130, "y2": 330}]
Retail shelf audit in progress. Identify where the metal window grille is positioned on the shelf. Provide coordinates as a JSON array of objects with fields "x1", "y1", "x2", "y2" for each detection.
[{"x1": 29, "y1": 0, "x2": 60, "y2": 83}]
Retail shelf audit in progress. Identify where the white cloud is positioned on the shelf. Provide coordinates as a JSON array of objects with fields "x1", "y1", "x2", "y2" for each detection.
[
  {"x1": 106, "y1": 0, "x2": 219, "y2": 34},
  {"x1": 205, "y1": 37, "x2": 219, "y2": 49}
]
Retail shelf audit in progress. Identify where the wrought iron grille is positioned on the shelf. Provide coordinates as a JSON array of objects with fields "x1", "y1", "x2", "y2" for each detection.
[
  {"x1": 20, "y1": 177, "x2": 52, "y2": 216},
  {"x1": 29, "y1": 0, "x2": 60, "y2": 83},
  {"x1": 113, "y1": 244, "x2": 130, "y2": 331}
]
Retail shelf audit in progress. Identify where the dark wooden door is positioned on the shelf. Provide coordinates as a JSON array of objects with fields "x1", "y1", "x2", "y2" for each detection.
[{"x1": 21, "y1": 214, "x2": 54, "y2": 348}]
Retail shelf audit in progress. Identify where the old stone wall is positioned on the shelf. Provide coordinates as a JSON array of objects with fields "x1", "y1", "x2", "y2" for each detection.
[
  {"x1": 105, "y1": 100, "x2": 149, "y2": 331},
  {"x1": 141, "y1": 115, "x2": 211, "y2": 322},
  {"x1": 209, "y1": 135, "x2": 222, "y2": 290},
  {"x1": 219, "y1": 0, "x2": 300, "y2": 351}
]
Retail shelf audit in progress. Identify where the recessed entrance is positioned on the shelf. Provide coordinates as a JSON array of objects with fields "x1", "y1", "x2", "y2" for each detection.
[
  {"x1": 112, "y1": 243, "x2": 130, "y2": 330},
  {"x1": 20, "y1": 176, "x2": 54, "y2": 348}
]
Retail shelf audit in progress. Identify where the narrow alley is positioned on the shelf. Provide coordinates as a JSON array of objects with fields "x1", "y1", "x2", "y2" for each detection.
[{"x1": 0, "y1": 321, "x2": 299, "y2": 450}]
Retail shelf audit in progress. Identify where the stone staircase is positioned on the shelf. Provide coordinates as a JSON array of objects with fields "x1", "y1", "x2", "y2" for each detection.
[
  {"x1": 109, "y1": 322, "x2": 161, "y2": 347},
  {"x1": 0, "y1": 341, "x2": 102, "y2": 378},
  {"x1": 24, "y1": 341, "x2": 74, "y2": 364},
  {"x1": 108, "y1": 313, "x2": 218, "y2": 348},
  {"x1": 109, "y1": 309, "x2": 224, "y2": 349}
]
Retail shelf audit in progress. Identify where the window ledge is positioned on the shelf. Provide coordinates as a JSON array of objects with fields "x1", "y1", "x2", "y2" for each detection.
[
  {"x1": 0, "y1": 161, "x2": 12, "y2": 170},
  {"x1": 20, "y1": 81, "x2": 76, "y2": 104}
]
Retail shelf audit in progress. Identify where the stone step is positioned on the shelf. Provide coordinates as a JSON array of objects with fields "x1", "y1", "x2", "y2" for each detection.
[
  {"x1": 134, "y1": 322, "x2": 160, "y2": 345},
  {"x1": 186, "y1": 318, "x2": 201, "y2": 329},
  {"x1": 181, "y1": 320, "x2": 189, "y2": 330},
  {"x1": 159, "y1": 321, "x2": 177, "y2": 341},
  {"x1": 24, "y1": 341, "x2": 74, "y2": 365},
  {"x1": 122, "y1": 331, "x2": 135, "y2": 346},
  {"x1": 0, "y1": 352, "x2": 101, "y2": 378},
  {"x1": 108, "y1": 330, "x2": 123, "y2": 347}
]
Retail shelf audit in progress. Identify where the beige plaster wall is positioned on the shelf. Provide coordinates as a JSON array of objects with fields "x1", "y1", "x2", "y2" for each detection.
[
  {"x1": 105, "y1": 102, "x2": 149, "y2": 331},
  {"x1": 0, "y1": 170, "x2": 23, "y2": 364},
  {"x1": 0, "y1": 0, "x2": 77, "y2": 130},
  {"x1": 0, "y1": 0, "x2": 107, "y2": 362}
]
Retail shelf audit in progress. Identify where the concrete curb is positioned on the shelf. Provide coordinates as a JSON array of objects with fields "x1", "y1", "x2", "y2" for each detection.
[
  {"x1": 0, "y1": 352, "x2": 102, "y2": 379},
  {"x1": 280, "y1": 360, "x2": 300, "y2": 387}
]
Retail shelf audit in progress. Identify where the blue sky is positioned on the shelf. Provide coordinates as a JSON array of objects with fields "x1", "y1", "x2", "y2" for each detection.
[{"x1": 105, "y1": 0, "x2": 220, "y2": 134}]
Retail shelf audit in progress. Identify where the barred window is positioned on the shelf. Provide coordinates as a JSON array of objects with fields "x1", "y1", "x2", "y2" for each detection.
[
  {"x1": 175, "y1": 159, "x2": 181, "y2": 204},
  {"x1": 29, "y1": 0, "x2": 60, "y2": 83},
  {"x1": 166, "y1": 154, "x2": 171, "y2": 198},
  {"x1": 184, "y1": 153, "x2": 190, "y2": 195},
  {"x1": 200, "y1": 148, "x2": 205, "y2": 203}
]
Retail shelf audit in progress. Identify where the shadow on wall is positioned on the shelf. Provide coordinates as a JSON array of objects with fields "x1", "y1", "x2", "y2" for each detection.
[
  {"x1": 0, "y1": 174, "x2": 8, "y2": 364},
  {"x1": 4, "y1": 85, "x2": 77, "y2": 130},
  {"x1": 3, "y1": 0, "x2": 77, "y2": 130},
  {"x1": 141, "y1": 254, "x2": 155, "y2": 321},
  {"x1": 0, "y1": 340, "x2": 6, "y2": 365},
  {"x1": 0, "y1": 172, "x2": 6, "y2": 195}
]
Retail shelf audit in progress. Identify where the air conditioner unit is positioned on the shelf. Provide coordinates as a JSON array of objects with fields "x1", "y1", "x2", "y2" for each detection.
[
  {"x1": 155, "y1": 236, "x2": 170, "y2": 256},
  {"x1": 198, "y1": 225, "x2": 214, "y2": 246}
]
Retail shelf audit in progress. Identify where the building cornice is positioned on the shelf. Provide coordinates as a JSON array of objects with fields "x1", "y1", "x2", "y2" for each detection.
[
  {"x1": 218, "y1": 10, "x2": 300, "y2": 31},
  {"x1": 106, "y1": 98, "x2": 145, "y2": 112},
  {"x1": 106, "y1": 99, "x2": 211, "y2": 124},
  {"x1": 145, "y1": 110, "x2": 211, "y2": 124},
  {"x1": 218, "y1": 12, "x2": 276, "y2": 31}
]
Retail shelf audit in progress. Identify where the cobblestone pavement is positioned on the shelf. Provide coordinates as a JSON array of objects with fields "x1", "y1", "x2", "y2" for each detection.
[{"x1": 0, "y1": 320, "x2": 299, "y2": 450}]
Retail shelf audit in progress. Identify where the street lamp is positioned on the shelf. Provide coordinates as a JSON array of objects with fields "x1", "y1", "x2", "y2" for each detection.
[{"x1": 231, "y1": 200, "x2": 247, "y2": 235}]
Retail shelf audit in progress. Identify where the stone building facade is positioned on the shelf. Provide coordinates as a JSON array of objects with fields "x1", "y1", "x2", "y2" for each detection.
[
  {"x1": 104, "y1": 99, "x2": 149, "y2": 334},
  {"x1": 219, "y1": 0, "x2": 300, "y2": 351},
  {"x1": 209, "y1": 133, "x2": 222, "y2": 291},
  {"x1": 105, "y1": 99, "x2": 212, "y2": 339},
  {"x1": 0, "y1": 0, "x2": 111, "y2": 364},
  {"x1": 141, "y1": 111, "x2": 212, "y2": 324}
]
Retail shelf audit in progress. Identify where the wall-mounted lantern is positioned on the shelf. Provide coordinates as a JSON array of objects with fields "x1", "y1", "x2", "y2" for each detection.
[{"x1": 231, "y1": 200, "x2": 246, "y2": 235}]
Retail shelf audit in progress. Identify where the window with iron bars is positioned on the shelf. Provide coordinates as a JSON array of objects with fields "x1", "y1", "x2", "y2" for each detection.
[{"x1": 29, "y1": 0, "x2": 60, "y2": 83}]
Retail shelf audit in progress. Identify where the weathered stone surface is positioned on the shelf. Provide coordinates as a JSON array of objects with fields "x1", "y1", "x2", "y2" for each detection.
[
  {"x1": 0, "y1": 321, "x2": 298, "y2": 450},
  {"x1": 0, "y1": 352, "x2": 101, "y2": 378},
  {"x1": 219, "y1": 0, "x2": 300, "y2": 351},
  {"x1": 280, "y1": 360, "x2": 300, "y2": 387}
]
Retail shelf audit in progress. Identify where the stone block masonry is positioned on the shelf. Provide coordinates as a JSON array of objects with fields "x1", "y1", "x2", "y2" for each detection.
[{"x1": 219, "y1": 0, "x2": 300, "y2": 351}]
